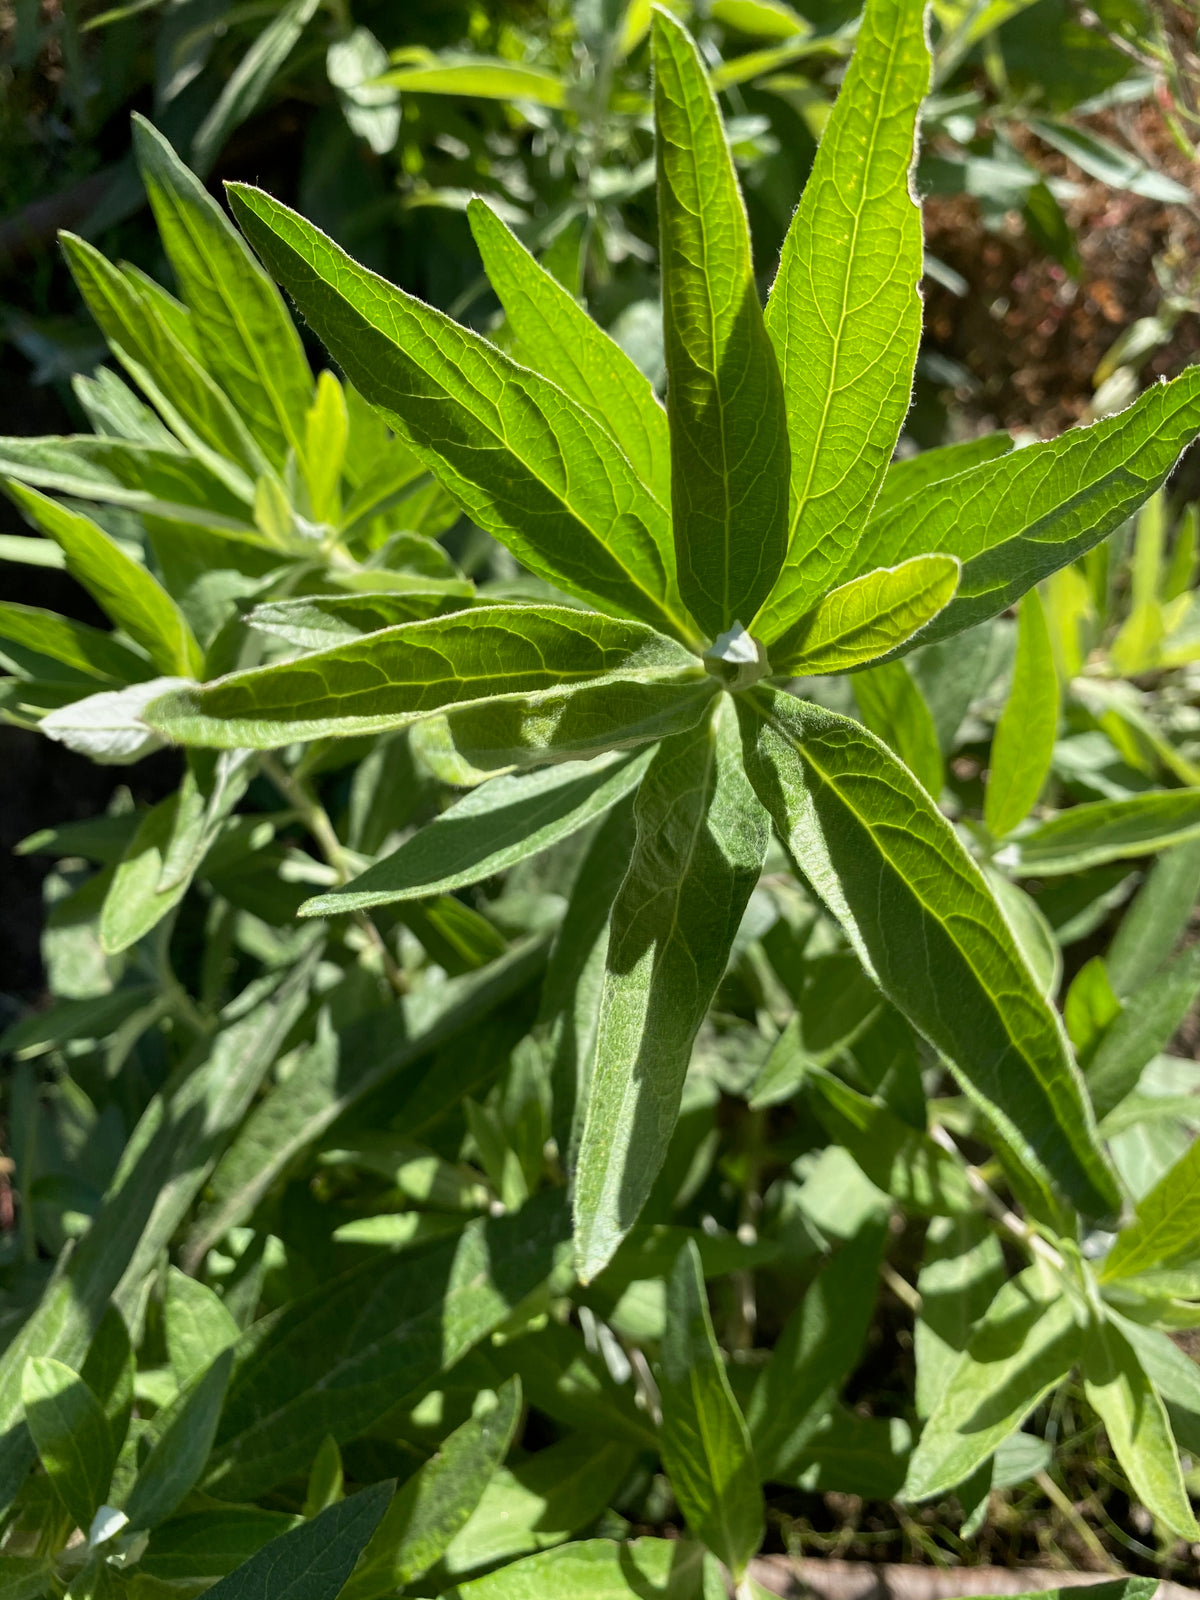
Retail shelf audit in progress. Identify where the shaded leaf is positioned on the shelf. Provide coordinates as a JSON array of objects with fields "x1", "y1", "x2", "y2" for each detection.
[
  {"x1": 984, "y1": 590, "x2": 1058, "y2": 839},
  {"x1": 21, "y1": 1359, "x2": 114, "y2": 1530}
]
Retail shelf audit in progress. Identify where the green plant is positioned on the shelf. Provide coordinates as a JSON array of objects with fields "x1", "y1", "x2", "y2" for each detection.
[{"x1": 5, "y1": 0, "x2": 1200, "y2": 1595}]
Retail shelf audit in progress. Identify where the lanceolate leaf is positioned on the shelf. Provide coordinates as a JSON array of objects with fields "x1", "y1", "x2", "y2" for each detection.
[
  {"x1": 659, "y1": 1242, "x2": 763, "y2": 1577},
  {"x1": 754, "y1": 0, "x2": 929, "y2": 636},
  {"x1": 739, "y1": 688, "x2": 1118, "y2": 1219},
  {"x1": 441, "y1": 1539, "x2": 706, "y2": 1600},
  {"x1": 21, "y1": 1359, "x2": 115, "y2": 1531},
  {"x1": 573, "y1": 699, "x2": 769, "y2": 1281},
  {"x1": 849, "y1": 369, "x2": 1200, "y2": 644},
  {"x1": 131, "y1": 116, "x2": 312, "y2": 468},
  {"x1": 870, "y1": 432, "x2": 1014, "y2": 522},
  {"x1": 0, "y1": 603, "x2": 153, "y2": 685},
  {"x1": 1085, "y1": 943, "x2": 1200, "y2": 1121},
  {"x1": 768, "y1": 556, "x2": 960, "y2": 676},
  {"x1": 248, "y1": 588, "x2": 475, "y2": 651},
  {"x1": 144, "y1": 607, "x2": 702, "y2": 748},
  {"x1": 1081, "y1": 1316, "x2": 1199, "y2": 1540},
  {"x1": 226, "y1": 184, "x2": 691, "y2": 642},
  {"x1": 1103, "y1": 1138, "x2": 1200, "y2": 1282},
  {"x1": 5, "y1": 482, "x2": 201, "y2": 678},
  {"x1": 653, "y1": 10, "x2": 789, "y2": 636},
  {"x1": 198, "y1": 1484, "x2": 393, "y2": 1600},
  {"x1": 467, "y1": 201, "x2": 671, "y2": 507},
  {"x1": 904, "y1": 1265, "x2": 1083, "y2": 1499},
  {"x1": 984, "y1": 589, "x2": 1058, "y2": 839},
  {"x1": 124, "y1": 1349, "x2": 234, "y2": 1532},
  {"x1": 60, "y1": 234, "x2": 268, "y2": 495},
  {"x1": 998, "y1": 790, "x2": 1200, "y2": 876},
  {"x1": 303, "y1": 748, "x2": 655, "y2": 916}
]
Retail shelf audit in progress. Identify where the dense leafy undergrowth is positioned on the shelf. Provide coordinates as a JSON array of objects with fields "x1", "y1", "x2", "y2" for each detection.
[{"x1": 4, "y1": 1, "x2": 1200, "y2": 1598}]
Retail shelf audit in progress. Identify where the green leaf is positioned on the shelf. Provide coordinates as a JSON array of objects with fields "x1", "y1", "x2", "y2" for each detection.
[
  {"x1": 0, "y1": 1558, "x2": 57, "y2": 1600},
  {"x1": 342, "y1": 1380, "x2": 522, "y2": 1600},
  {"x1": 60, "y1": 234, "x2": 268, "y2": 495},
  {"x1": 1107, "y1": 835, "x2": 1200, "y2": 996},
  {"x1": 5, "y1": 482, "x2": 201, "y2": 678},
  {"x1": 98, "y1": 793, "x2": 190, "y2": 954},
  {"x1": 1026, "y1": 117, "x2": 1191, "y2": 204},
  {"x1": 436, "y1": 1434, "x2": 637, "y2": 1580},
  {"x1": 139, "y1": 1508, "x2": 298, "y2": 1583},
  {"x1": 467, "y1": 201, "x2": 670, "y2": 508},
  {"x1": 303, "y1": 749, "x2": 654, "y2": 916},
  {"x1": 904, "y1": 1265, "x2": 1083, "y2": 1499},
  {"x1": 768, "y1": 556, "x2": 960, "y2": 677},
  {"x1": 1104, "y1": 1143, "x2": 1200, "y2": 1289},
  {"x1": 1085, "y1": 944, "x2": 1200, "y2": 1120},
  {"x1": 807, "y1": 1070, "x2": 973, "y2": 1216},
  {"x1": 870, "y1": 433, "x2": 1014, "y2": 522},
  {"x1": 442, "y1": 1538, "x2": 705, "y2": 1600},
  {"x1": 372, "y1": 56, "x2": 567, "y2": 107},
  {"x1": 1082, "y1": 1315, "x2": 1199, "y2": 1540},
  {"x1": 144, "y1": 606, "x2": 702, "y2": 748},
  {"x1": 194, "y1": 1484, "x2": 392, "y2": 1600},
  {"x1": 1000, "y1": 790, "x2": 1200, "y2": 876},
  {"x1": 248, "y1": 587, "x2": 477, "y2": 650},
  {"x1": 984, "y1": 590, "x2": 1058, "y2": 838},
  {"x1": 851, "y1": 659, "x2": 942, "y2": 798},
  {"x1": 849, "y1": 369, "x2": 1200, "y2": 645},
  {"x1": 203, "y1": 1191, "x2": 570, "y2": 1499},
  {"x1": 80, "y1": 1307, "x2": 135, "y2": 1455},
  {"x1": 165, "y1": 1268, "x2": 240, "y2": 1390},
  {"x1": 659, "y1": 1241, "x2": 763, "y2": 1577},
  {"x1": 190, "y1": 0, "x2": 322, "y2": 176},
  {"x1": 226, "y1": 184, "x2": 691, "y2": 642},
  {"x1": 303, "y1": 372, "x2": 349, "y2": 522},
  {"x1": 131, "y1": 116, "x2": 312, "y2": 468},
  {"x1": 739, "y1": 688, "x2": 1119, "y2": 1220},
  {"x1": 125, "y1": 1349, "x2": 233, "y2": 1532},
  {"x1": 652, "y1": 10, "x2": 789, "y2": 637},
  {"x1": 914, "y1": 1213, "x2": 1006, "y2": 1421},
  {"x1": 754, "y1": 0, "x2": 929, "y2": 635},
  {"x1": 21, "y1": 1358, "x2": 114, "y2": 1530},
  {"x1": 183, "y1": 945, "x2": 544, "y2": 1268},
  {"x1": 747, "y1": 1219, "x2": 888, "y2": 1479},
  {"x1": 0, "y1": 434, "x2": 259, "y2": 537},
  {"x1": 573, "y1": 698, "x2": 769, "y2": 1281},
  {"x1": 0, "y1": 602, "x2": 153, "y2": 685}
]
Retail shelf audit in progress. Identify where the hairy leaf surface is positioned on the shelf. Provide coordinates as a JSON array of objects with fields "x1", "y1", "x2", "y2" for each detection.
[{"x1": 769, "y1": 556, "x2": 959, "y2": 676}]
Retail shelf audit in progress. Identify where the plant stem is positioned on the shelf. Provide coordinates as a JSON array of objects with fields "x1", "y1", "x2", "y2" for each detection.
[{"x1": 929, "y1": 1124, "x2": 1066, "y2": 1273}]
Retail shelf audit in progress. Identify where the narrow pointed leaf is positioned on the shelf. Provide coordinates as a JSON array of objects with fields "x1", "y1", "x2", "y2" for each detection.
[
  {"x1": 226, "y1": 184, "x2": 691, "y2": 641},
  {"x1": 1107, "y1": 835, "x2": 1200, "y2": 996},
  {"x1": 467, "y1": 200, "x2": 670, "y2": 507},
  {"x1": 905, "y1": 1266, "x2": 1083, "y2": 1499},
  {"x1": 341, "y1": 1379, "x2": 522, "y2": 1600},
  {"x1": 573, "y1": 697, "x2": 768, "y2": 1281},
  {"x1": 754, "y1": 0, "x2": 929, "y2": 635},
  {"x1": 1103, "y1": 1138, "x2": 1200, "y2": 1282},
  {"x1": 653, "y1": 10, "x2": 789, "y2": 636},
  {"x1": 99, "y1": 792, "x2": 194, "y2": 954},
  {"x1": 125, "y1": 1349, "x2": 233, "y2": 1532},
  {"x1": 144, "y1": 606, "x2": 702, "y2": 748},
  {"x1": 21, "y1": 1359, "x2": 115, "y2": 1530},
  {"x1": 768, "y1": 556, "x2": 959, "y2": 676},
  {"x1": 985, "y1": 590, "x2": 1058, "y2": 839},
  {"x1": 739, "y1": 688, "x2": 1118, "y2": 1219},
  {"x1": 999, "y1": 790, "x2": 1200, "y2": 876},
  {"x1": 60, "y1": 233, "x2": 267, "y2": 494},
  {"x1": 851, "y1": 659, "x2": 942, "y2": 798},
  {"x1": 1085, "y1": 944, "x2": 1200, "y2": 1121},
  {"x1": 849, "y1": 370, "x2": 1200, "y2": 645},
  {"x1": 0, "y1": 603, "x2": 153, "y2": 685},
  {"x1": 441, "y1": 1539, "x2": 706, "y2": 1600},
  {"x1": 131, "y1": 116, "x2": 312, "y2": 467},
  {"x1": 660, "y1": 1242, "x2": 763, "y2": 1577},
  {"x1": 1082, "y1": 1316, "x2": 1199, "y2": 1540},
  {"x1": 870, "y1": 432, "x2": 1014, "y2": 522},
  {"x1": 5, "y1": 482, "x2": 201, "y2": 678},
  {"x1": 197, "y1": 1484, "x2": 393, "y2": 1600},
  {"x1": 303, "y1": 748, "x2": 655, "y2": 915},
  {"x1": 247, "y1": 588, "x2": 476, "y2": 649}
]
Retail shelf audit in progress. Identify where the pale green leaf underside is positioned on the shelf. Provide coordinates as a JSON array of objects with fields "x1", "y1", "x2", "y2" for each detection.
[
  {"x1": 303, "y1": 748, "x2": 655, "y2": 915},
  {"x1": 226, "y1": 184, "x2": 692, "y2": 644},
  {"x1": 849, "y1": 368, "x2": 1200, "y2": 645},
  {"x1": 755, "y1": 0, "x2": 929, "y2": 636},
  {"x1": 739, "y1": 688, "x2": 1118, "y2": 1219},
  {"x1": 653, "y1": 10, "x2": 789, "y2": 636},
  {"x1": 998, "y1": 790, "x2": 1200, "y2": 876},
  {"x1": 769, "y1": 555, "x2": 959, "y2": 675},
  {"x1": 247, "y1": 587, "x2": 477, "y2": 650},
  {"x1": 6, "y1": 481, "x2": 201, "y2": 679},
  {"x1": 132, "y1": 116, "x2": 312, "y2": 469},
  {"x1": 660, "y1": 1242, "x2": 763, "y2": 1577},
  {"x1": 573, "y1": 697, "x2": 768, "y2": 1281},
  {"x1": 467, "y1": 200, "x2": 671, "y2": 509},
  {"x1": 144, "y1": 605, "x2": 702, "y2": 748},
  {"x1": 985, "y1": 590, "x2": 1058, "y2": 839}
]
